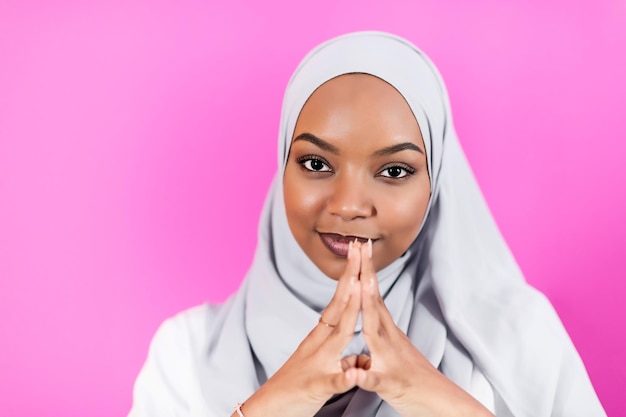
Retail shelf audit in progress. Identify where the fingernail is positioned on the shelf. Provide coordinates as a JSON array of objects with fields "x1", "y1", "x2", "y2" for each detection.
[
  {"x1": 367, "y1": 239, "x2": 372, "y2": 258},
  {"x1": 348, "y1": 241, "x2": 353, "y2": 259}
]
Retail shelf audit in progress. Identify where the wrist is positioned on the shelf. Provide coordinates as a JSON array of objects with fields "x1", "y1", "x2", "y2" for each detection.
[
  {"x1": 383, "y1": 368, "x2": 495, "y2": 417},
  {"x1": 238, "y1": 381, "x2": 326, "y2": 417}
]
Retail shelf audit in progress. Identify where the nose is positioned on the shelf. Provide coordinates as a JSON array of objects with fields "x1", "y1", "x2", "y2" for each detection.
[{"x1": 326, "y1": 172, "x2": 376, "y2": 220}]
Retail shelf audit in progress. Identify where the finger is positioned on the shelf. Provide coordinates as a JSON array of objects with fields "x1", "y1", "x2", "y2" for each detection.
[
  {"x1": 327, "y1": 367, "x2": 359, "y2": 395},
  {"x1": 341, "y1": 354, "x2": 371, "y2": 372},
  {"x1": 361, "y1": 287, "x2": 386, "y2": 351},
  {"x1": 355, "y1": 368, "x2": 381, "y2": 393},
  {"x1": 356, "y1": 354, "x2": 372, "y2": 370},
  {"x1": 325, "y1": 274, "x2": 362, "y2": 352},
  {"x1": 360, "y1": 239, "x2": 377, "y2": 296},
  {"x1": 318, "y1": 241, "x2": 361, "y2": 328},
  {"x1": 360, "y1": 240, "x2": 383, "y2": 341},
  {"x1": 361, "y1": 239, "x2": 395, "y2": 330},
  {"x1": 341, "y1": 354, "x2": 358, "y2": 372},
  {"x1": 361, "y1": 309, "x2": 397, "y2": 354}
]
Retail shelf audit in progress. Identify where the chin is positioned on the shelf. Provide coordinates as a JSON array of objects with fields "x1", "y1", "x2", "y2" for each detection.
[
  {"x1": 321, "y1": 263, "x2": 345, "y2": 281},
  {"x1": 312, "y1": 256, "x2": 345, "y2": 281}
]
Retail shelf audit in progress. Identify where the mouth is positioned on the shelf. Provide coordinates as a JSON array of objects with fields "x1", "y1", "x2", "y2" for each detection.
[{"x1": 318, "y1": 232, "x2": 378, "y2": 258}]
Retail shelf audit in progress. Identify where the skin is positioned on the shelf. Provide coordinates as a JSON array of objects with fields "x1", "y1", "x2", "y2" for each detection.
[
  {"x1": 283, "y1": 73, "x2": 430, "y2": 280},
  {"x1": 232, "y1": 74, "x2": 494, "y2": 417}
]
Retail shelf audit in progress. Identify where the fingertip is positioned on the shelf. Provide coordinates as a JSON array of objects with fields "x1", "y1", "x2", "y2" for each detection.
[
  {"x1": 349, "y1": 242, "x2": 361, "y2": 275},
  {"x1": 344, "y1": 367, "x2": 358, "y2": 385},
  {"x1": 355, "y1": 368, "x2": 378, "y2": 391},
  {"x1": 359, "y1": 242, "x2": 374, "y2": 272},
  {"x1": 358, "y1": 246, "x2": 378, "y2": 296}
]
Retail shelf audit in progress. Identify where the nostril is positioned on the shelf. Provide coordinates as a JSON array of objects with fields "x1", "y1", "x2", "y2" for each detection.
[{"x1": 326, "y1": 193, "x2": 375, "y2": 220}]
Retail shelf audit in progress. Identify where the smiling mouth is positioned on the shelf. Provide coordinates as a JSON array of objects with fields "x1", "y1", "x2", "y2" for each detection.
[{"x1": 318, "y1": 233, "x2": 377, "y2": 257}]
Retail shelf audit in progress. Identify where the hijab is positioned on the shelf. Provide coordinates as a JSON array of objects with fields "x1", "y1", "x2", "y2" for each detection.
[{"x1": 200, "y1": 31, "x2": 606, "y2": 417}]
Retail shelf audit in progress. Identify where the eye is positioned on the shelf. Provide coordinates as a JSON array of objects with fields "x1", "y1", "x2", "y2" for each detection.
[
  {"x1": 298, "y1": 157, "x2": 332, "y2": 172},
  {"x1": 378, "y1": 165, "x2": 415, "y2": 179}
]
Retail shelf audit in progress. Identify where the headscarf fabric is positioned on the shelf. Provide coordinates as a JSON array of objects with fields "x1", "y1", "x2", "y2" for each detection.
[{"x1": 198, "y1": 32, "x2": 605, "y2": 417}]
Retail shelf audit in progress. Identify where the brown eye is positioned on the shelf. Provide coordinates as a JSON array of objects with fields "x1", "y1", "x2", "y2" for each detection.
[
  {"x1": 378, "y1": 164, "x2": 415, "y2": 179},
  {"x1": 301, "y1": 158, "x2": 332, "y2": 172}
]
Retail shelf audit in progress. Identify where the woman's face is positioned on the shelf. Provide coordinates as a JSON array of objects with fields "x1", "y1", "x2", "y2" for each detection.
[{"x1": 283, "y1": 74, "x2": 431, "y2": 280}]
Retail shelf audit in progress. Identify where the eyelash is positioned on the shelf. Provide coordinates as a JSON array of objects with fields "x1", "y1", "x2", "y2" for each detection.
[
  {"x1": 295, "y1": 155, "x2": 416, "y2": 179},
  {"x1": 378, "y1": 163, "x2": 416, "y2": 179},
  {"x1": 296, "y1": 155, "x2": 332, "y2": 173}
]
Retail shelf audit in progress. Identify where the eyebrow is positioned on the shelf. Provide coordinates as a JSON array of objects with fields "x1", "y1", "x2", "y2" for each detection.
[
  {"x1": 372, "y1": 142, "x2": 424, "y2": 157},
  {"x1": 293, "y1": 132, "x2": 424, "y2": 156},
  {"x1": 293, "y1": 133, "x2": 340, "y2": 154}
]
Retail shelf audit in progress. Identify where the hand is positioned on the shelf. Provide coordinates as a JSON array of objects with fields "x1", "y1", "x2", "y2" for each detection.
[
  {"x1": 238, "y1": 242, "x2": 366, "y2": 417},
  {"x1": 345, "y1": 241, "x2": 495, "y2": 417}
]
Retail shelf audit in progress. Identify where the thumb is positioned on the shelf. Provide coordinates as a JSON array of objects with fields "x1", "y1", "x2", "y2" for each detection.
[
  {"x1": 327, "y1": 368, "x2": 359, "y2": 395},
  {"x1": 355, "y1": 368, "x2": 381, "y2": 393}
]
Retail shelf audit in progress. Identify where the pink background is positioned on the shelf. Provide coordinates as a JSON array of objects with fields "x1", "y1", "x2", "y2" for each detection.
[{"x1": 1, "y1": 1, "x2": 624, "y2": 415}]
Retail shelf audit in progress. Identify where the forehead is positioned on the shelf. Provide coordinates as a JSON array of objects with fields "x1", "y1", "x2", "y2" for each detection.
[
  {"x1": 302, "y1": 73, "x2": 411, "y2": 111},
  {"x1": 293, "y1": 73, "x2": 422, "y2": 143}
]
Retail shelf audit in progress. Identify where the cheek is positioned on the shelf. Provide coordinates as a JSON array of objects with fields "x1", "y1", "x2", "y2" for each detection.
[
  {"x1": 283, "y1": 166, "x2": 327, "y2": 230},
  {"x1": 380, "y1": 181, "x2": 430, "y2": 237}
]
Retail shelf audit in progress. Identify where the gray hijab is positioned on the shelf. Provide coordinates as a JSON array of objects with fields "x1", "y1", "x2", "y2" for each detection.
[{"x1": 202, "y1": 32, "x2": 606, "y2": 417}]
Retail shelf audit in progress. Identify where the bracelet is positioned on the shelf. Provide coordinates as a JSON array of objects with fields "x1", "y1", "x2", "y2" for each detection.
[{"x1": 234, "y1": 402, "x2": 245, "y2": 417}]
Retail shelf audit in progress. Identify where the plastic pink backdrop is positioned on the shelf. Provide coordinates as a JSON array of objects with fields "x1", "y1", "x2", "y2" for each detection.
[{"x1": 1, "y1": 1, "x2": 624, "y2": 415}]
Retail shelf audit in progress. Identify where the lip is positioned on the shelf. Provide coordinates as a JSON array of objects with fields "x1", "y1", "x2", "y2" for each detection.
[{"x1": 318, "y1": 232, "x2": 378, "y2": 258}]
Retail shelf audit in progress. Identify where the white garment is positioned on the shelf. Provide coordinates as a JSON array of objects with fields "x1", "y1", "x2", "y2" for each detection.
[
  {"x1": 129, "y1": 32, "x2": 606, "y2": 417},
  {"x1": 129, "y1": 302, "x2": 498, "y2": 417}
]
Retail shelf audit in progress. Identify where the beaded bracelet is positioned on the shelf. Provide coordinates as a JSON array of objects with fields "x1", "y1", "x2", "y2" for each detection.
[{"x1": 234, "y1": 402, "x2": 245, "y2": 417}]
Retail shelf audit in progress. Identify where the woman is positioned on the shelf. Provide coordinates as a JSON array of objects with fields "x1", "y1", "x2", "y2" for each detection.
[{"x1": 129, "y1": 32, "x2": 605, "y2": 417}]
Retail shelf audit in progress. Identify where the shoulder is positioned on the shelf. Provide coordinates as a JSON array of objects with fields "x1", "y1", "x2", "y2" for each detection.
[
  {"x1": 155, "y1": 302, "x2": 224, "y2": 342},
  {"x1": 129, "y1": 302, "x2": 230, "y2": 416},
  {"x1": 147, "y1": 301, "x2": 232, "y2": 363}
]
